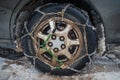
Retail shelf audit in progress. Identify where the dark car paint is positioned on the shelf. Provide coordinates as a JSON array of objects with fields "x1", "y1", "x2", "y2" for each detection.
[
  {"x1": 0, "y1": 0, "x2": 20, "y2": 48},
  {"x1": 90, "y1": 0, "x2": 120, "y2": 43},
  {"x1": 0, "y1": 0, "x2": 30, "y2": 48},
  {"x1": 0, "y1": 0, "x2": 120, "y2": 49},
  {"x1": 0, "y1": 0, "x2": 19, "y2": 40}
]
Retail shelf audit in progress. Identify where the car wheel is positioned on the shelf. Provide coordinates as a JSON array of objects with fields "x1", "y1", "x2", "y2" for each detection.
[{"x1": 21, "y1": 3, "x2": 97, "y2": 75}]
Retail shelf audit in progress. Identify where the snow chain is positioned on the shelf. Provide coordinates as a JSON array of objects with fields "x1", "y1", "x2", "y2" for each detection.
[{"x1": 19, "y1": 4, "x2": 98, "y2": 74}]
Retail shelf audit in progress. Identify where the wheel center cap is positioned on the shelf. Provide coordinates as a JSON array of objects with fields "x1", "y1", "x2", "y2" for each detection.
[{"x1": 50, "y1": 36, "x2": 64, "y2": 50}]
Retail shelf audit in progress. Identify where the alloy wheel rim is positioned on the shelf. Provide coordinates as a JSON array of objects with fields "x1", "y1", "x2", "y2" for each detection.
[{"x1": 33, "y1": 17, "x2": 83, "y2": 67}]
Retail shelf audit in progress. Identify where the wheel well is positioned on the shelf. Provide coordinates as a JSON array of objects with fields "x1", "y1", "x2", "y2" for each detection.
[{"x1": 14, "y1": 0, "x2": 103, "y2": 52}]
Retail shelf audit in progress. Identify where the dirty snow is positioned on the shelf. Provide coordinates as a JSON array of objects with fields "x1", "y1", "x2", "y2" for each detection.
[{"x1": 0, "y1": 57, "x2": 120, "y2": 80}]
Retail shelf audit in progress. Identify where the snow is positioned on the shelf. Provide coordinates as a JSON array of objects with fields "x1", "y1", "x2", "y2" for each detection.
[
  {"x1": 0, "y1": 57, "x2": 120, "y2": 80},
  {"x1": 98, "y1": 24, "x2": 106, "y2": 56},
  {"x1": 94, "y1": 72, "x2": 120, "y2": 80}
]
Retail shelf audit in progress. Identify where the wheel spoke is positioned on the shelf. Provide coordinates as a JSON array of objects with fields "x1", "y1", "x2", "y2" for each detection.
[
  {"x1": 48, "y1": 49, "x2": 57, "y2": 64},
  {"x1": 66, "y1": 39, "x2": 80, "y2": 47},
  {"x1": 64, "y1": 24, "x2": 73, "y2": 33},
  {"x1": 52, "y1": 56, "x2": 57, "y2": 64},
  {"x1": 49, "y1": 20, "x2": 55, "y2": 32},
  {"x1": 37, "y1": 48, "x2": 46, "y2": 55},
  {"x1": 37, "y1": 32, "x2": 48, "y2": 40},
  {"x1": 63, "y1": 49, "x2": 73, "y2": 59}
]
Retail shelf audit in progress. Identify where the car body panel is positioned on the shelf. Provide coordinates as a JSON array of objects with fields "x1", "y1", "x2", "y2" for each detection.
[
  {"x1": 0, "y1": 0, "x2": 20, "y2": 39},
  {"x1": 90, "y1": 0, "x2": 120, "y2": 43},
  {"x1": 0, "y1": 0, "x2": 30, "y2": 48},
  {"x1": 0, "y1": 0, "x2": 120, "y2": 49}
]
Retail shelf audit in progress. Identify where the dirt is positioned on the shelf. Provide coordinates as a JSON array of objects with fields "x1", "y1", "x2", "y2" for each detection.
[
  {"x1": 0, "y1": 46, "x2": 120, "y2": 80},
  {"x1": 0, "y1": 56, "x2": 119, "y2": 80}
]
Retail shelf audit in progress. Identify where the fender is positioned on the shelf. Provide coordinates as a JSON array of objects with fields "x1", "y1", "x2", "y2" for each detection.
[
  {"x1": 0, "y1": 0, "x2": 31, "y2": 48},
  {"x1": 90, "y1": 0, "x2": 120, "y2": 43}
]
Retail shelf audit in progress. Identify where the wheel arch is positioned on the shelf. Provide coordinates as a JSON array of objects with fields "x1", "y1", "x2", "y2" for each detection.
[{"x1": 13, "y1": 0, "x2": 103, "y2": 53}]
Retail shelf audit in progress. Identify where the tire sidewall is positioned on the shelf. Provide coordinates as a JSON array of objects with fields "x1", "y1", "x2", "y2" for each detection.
[{"x1": 21, "y1": 3, "x2": 96, "y2": 75}]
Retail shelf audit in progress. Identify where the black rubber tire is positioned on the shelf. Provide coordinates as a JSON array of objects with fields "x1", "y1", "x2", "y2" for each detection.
[{"x1": 21, "y1": 3, "x2": 97, "y2": 76}]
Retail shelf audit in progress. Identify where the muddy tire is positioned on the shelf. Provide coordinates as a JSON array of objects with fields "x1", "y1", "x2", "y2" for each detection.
[{"x1": 21, "y1": 3, "x2": 97, "y2": 75}]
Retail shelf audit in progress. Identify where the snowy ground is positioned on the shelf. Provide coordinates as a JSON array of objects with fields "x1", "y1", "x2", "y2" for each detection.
[{"x1": 0, "y1": 56, "x2": 120, "y2": 80}]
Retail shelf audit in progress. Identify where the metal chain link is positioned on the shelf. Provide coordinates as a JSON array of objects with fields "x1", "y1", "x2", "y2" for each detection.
[{"x1": 19, "y1": 4, "x2": 100, "y2": 73}]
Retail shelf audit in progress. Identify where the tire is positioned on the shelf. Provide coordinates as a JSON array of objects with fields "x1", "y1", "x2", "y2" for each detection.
[{"x1": 21, "y1": 3, "x2": 97, "y2": 76}]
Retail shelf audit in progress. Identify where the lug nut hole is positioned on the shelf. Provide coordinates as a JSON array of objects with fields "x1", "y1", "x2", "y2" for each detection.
[
  {"x1": 59, "y1": 36, "x2": 65, "y2": 41},
  {"x1": 53, "y1": 48, "x2": 59, "y2": 52},
  {"x1": 48, "y1": 42, "x2": 53, "y2": 47},
  {"x1": 52, "y1": 35, "x2": 56, "y2": 40},
  {"x1": 61, "y1": 44, "x2": 66, "y2": 49}
]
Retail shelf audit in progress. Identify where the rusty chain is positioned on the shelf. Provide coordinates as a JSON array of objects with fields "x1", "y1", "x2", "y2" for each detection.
[{"x1": 19, "y1": 4, "x2": 98, "y2": 73}]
